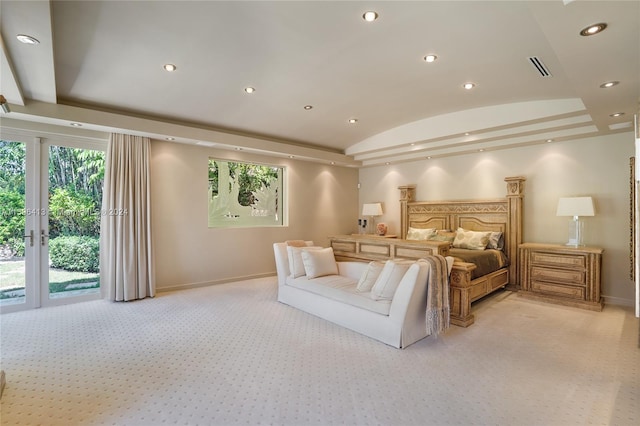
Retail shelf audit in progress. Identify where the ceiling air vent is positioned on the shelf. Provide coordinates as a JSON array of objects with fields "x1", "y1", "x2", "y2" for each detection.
[{"x1": 528, "y1": 56, "x2": 552, "y2": 77}]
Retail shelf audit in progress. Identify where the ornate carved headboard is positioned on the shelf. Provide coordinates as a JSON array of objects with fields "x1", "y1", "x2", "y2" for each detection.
[{"x1": 398, "y1": 176, "x2": 525, "y2": 286}]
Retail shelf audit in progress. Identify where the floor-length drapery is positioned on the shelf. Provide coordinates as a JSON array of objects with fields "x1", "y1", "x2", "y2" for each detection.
[{"x1": 101, "y1": 133, "x2": 155, "y2": 301}]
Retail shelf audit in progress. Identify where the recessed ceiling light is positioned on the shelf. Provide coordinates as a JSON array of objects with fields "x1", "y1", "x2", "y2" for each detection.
[
  {"x1": 330, "y1": 161, "x2": 335, "y2": 165},
  {"x1": 289, "y1": 155, "x2": 295, "y2": 159},
  {"x1": 463, "y1": 82, "x2": 475, "y2": 90},
  {"x1": 163, "y1": 64, "x2": 177, "y2": 72},
  {"x1": 70, "y1": 122, "x2": 82, "y2": 127},
  {"x1": 546, "y1": 139, "x2": 553, "y2": 143},
  {"x1": 362, "y1": 11, "x2": 378, "y2": 22},
  {"x1": 166, "y1": 137, "x2": 175, "y2": 141},
  {"x1": 464, "y1": 132, "x2": 470, "y2": 136},
  {"x1": 244, "y1": 87, "x2": 255, "y2": 94},
  {"x1": 235, "y1": 147, "x2": 243, "y2": 151},
  {"x1": 348, "y1": 118, "x2": 358, "y2": 124},
  {"x1": 16, "y1": 34, "x2": 40, "y2": 44},
  {"x1": 599, "y1": 81, "x2": 619, "y2": 88},
  {"x1": 423, "y1": 54, "x2": 437, "y2": 63},
  {"x1": 303, "y1": 105, "x2": 313, "y2": 110},
  {"x1": 478, "y1": 149, "x2": 484, "y2": 152},
  {"x1": 580, "y1": 23, "x2": 607, "y2": 36},
  {"x1": 610, "y1": 112, "x2": 625, "y2": 117},
  {"x1": 385, "y1": 162, "x2": 390, "y2": 165},
  {"x1": 426, "y1": 156, "x2": 432, "y2": 159}
]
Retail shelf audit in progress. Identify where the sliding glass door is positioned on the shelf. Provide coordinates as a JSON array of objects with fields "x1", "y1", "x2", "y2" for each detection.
[{"x1": 0, "y1": 137, "x2": 106, "y2": 312}]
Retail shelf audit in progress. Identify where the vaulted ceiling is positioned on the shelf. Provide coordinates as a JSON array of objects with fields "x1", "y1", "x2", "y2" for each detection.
[{"x1": 1, "y1": 1, "x2": 638, "y2": 166}]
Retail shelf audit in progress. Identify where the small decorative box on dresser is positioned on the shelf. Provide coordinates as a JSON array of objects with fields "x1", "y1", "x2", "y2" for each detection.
[{"x1": 518, "y1": 243, "x2": 604, "y2": 311}]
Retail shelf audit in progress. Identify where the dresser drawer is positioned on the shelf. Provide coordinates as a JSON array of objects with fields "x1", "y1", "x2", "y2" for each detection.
[
  {"x1": 531, "y1": 251, "x2": 585, "y2": 268},
  {"x1": 531, "y1": 266, "x2": 585, "y2": 286},
  {"x1": 531, "y1": 280, "x2": 585, "y2": 300}
]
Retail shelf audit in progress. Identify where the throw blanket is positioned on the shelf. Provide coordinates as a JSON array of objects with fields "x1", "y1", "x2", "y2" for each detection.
[{"x1": 418, "y1": 255, "x2": 450, "y2": 336}]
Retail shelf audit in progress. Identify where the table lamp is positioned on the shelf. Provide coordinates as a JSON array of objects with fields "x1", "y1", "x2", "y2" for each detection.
[
  {"x1": 362, "y1": 203, "x2": 383, "y2": 235},
  {"x1": 556, "y1": 197, "x2": 595, "y2": 247}
]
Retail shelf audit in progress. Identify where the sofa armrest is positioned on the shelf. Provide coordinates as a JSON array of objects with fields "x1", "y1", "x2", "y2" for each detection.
[{"x1": 273, "y1": 241, "x2": 314, "y2": 286}]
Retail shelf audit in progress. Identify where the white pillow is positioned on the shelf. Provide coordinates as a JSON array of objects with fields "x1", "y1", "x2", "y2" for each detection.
[
  {"x1": 301, "y1": 247, "x2": 338, "y2": 279},
  {"x1": 370, "y1": 260, "x2": 413, "y2": 301},
  {"x1": 287, "y1": 246, "x2": 322, "y2": 278},
  {"x1": 356, "y1": 261, "x2": 386, "y2": 292},
  {"x1": 406, "y1": 227, "x2": 436, "y2": 240}
]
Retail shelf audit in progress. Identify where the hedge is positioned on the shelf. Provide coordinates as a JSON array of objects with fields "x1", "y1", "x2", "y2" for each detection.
[{"x1": 49, "y1": 236, "x2": 100, "y2": 273}]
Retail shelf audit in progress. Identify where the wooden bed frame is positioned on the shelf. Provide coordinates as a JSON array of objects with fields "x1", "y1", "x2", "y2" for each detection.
[{"x1": 398, "y1": 176, "x2": 525, "y2": 326}]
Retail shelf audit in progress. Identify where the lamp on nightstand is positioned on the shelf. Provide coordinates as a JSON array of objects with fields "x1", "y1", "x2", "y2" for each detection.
[
  {"x1": 362, "y1": 203, "x2": 383, "y2": 235},
  {"x1": 556, "y1": 196, "x2": 595, "y2": 247}
]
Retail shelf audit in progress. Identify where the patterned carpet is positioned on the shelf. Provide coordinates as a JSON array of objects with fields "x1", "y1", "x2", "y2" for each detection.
[{"x1": 1, "y1": 277, "x2": 638, "y2": 426}]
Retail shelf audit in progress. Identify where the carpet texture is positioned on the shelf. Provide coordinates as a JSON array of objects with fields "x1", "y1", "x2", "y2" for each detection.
[{"x1": 0, "y1": 277, "x2": 638, "y2": 425}]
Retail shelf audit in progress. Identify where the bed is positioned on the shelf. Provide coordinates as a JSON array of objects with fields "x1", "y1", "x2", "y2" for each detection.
[{"x1": 398, "y1": 176, "x2": 525, "y2": 326}]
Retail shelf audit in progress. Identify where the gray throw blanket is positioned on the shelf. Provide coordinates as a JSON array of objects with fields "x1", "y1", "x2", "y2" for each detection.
[{"x1": 418, "y1": 255, "x2": 450, "y2": 336}]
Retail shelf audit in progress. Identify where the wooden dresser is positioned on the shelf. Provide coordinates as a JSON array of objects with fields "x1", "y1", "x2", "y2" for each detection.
[{"x1": 518, "y1": 243, "x2": 604, "y2": 311}]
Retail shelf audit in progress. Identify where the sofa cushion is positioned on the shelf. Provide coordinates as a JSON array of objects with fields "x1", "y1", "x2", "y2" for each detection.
[
  {"x1": 286, "y1": 275, "x2": 391, "y2": 315},
  {"x1": 287, "y1": 246, "x2": 322, "y2": 278},
  {"x1": 301, "y1": 247, "x2": 338, "y2": 279},
  {"x1": 370, "y1": 259, "x2": 413, "y2": 301},
  {"x1": 356, "y1": 261, "x2": 385, "y2": 293}
]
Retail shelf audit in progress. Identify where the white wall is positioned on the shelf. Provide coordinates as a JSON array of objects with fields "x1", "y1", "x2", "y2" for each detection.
[
  {"x1": 151, "y1": 140, "x2": 358, "y2": 291},
  {"x1": 358, "y1": 132, "x2": 635, "y2": 304}
]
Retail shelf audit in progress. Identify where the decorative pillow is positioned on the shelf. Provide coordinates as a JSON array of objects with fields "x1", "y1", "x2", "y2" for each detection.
[
  {"x1": 370, "y1": 260, "x2": 413, "y2": 301},
  {"x1": 452, "y1": 228, "x2": 491, "y2": 250},
  {"x1": 301, "y1": 247, "x2": 339, "y2": 279},
  {"x1": 427, "y1": 230, "x2": 456, "y2": 244},
  {"x1": 356, "y1": 261, "x2": 386, "y2": 293},
  {"x1": 287, "y1": 246, "x2": 322, "y2": 278},
  {"x1": 406, "y1": 227, "x2": 437, "y2": 240},
  {"x1": 487, "y1": 232, "x2": 504, "y2": 250}
]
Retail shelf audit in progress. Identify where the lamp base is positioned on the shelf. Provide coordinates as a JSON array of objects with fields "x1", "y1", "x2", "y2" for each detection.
[{"x1": 566, "y1": 217, "x2": 585, "y2": 247}]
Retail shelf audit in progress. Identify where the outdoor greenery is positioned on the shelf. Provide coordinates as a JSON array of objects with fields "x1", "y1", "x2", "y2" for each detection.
[
  {"x1": 0, "y1": 260, "x2": 99, "y2": 298},
  {"x1": 49, "y1": 236, "x2": 100, "y2": 273},
  {"x1": 0, "y1": 141, "x2": 104, "y2": 255},
  {"x1": 0, "y1": 140, "x2": 105, "y2": 299},
  {"x1": 208, "y1": 160, "x2": 280, "y2": 206},
  {"x1": 49, "y1": 188, "x2": 99, "y2": 238}
]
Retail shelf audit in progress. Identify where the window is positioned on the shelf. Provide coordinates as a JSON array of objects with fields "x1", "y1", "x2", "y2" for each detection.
[{"x1": 208, "y1": 159, "x2": 285, "y2": 228}]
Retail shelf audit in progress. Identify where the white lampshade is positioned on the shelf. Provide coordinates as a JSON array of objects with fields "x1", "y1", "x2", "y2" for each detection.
[
  {"x1": 362, "y1": 203, "x2": 383, "y2": 216},
  {"x1": 556, "y1": 197, "x2": 595, "y2": 217}
]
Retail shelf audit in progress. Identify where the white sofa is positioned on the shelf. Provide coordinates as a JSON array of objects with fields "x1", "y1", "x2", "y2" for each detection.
[{"x1": 273, "y1": 241, "x2": 452, "y2": 348}]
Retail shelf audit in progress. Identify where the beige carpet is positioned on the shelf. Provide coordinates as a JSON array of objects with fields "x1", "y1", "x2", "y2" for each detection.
[{"x1": 0, "y1": 277, "x2": 638, "y2": 426}]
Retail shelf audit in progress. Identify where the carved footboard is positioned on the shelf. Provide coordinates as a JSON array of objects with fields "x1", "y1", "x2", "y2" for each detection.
[{"x1": 449, "y1": 263, "x2": 508, "y2": 327}]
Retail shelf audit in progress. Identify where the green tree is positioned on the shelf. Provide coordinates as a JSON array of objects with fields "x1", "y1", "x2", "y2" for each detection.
[
  {"x1": 48, "y1": 188, "x2": 98, "y2": 238},
  {"x1": 0, "y1": 190, "x2": 25, "y2": 244},
  {"x1": 0, "y1": 140, "x2": 26, "y2": 194},
  {"x1": 208, "y1": 159, "x2": 279, "y2": 206}
]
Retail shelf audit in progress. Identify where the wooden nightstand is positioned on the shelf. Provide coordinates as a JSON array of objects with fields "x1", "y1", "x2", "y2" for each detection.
[{"x1": 518, "y1": 243, "x2": 604, "y2": 311}]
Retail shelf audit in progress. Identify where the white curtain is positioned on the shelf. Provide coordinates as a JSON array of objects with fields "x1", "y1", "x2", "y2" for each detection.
[{"x1": 100, "y1": 133, "x2": 155, "y2": 301}]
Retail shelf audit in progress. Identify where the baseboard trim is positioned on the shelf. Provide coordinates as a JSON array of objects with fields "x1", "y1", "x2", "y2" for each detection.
[
  {"x1": 602, "y1": 295, "x2": 635, "y2": 307},
  {"x1": 157, "y1": 272, "x2": 276, "y2": 293}
]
